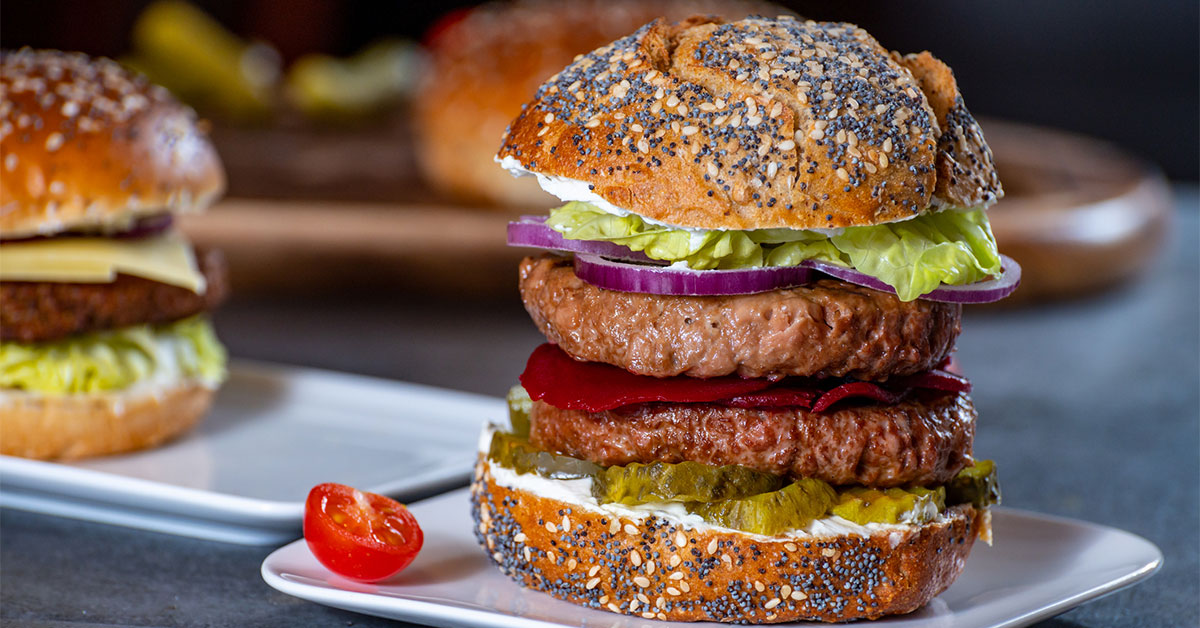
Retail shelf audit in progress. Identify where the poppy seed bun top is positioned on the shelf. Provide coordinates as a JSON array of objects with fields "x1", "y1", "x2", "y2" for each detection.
[
  {"x1": 0, "y1": 49, "x2": 224, "y2": 238},
  {"x1": 497, "y1": 16, "x2": 1001, "y2": 230}
]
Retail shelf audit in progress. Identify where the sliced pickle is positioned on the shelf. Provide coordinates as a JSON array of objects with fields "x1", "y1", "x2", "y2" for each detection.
[
  {"x1": 830, "y1": 486, "x2": 947, "y2": 525},
  {"x1": 593, "y1": 461, "x2": 786, "y2": 506},
  {"x1": 947, "y1": 459, "x2": 1001, "y2": 508},
  {"x1": 506, "y1": 385, "x2": 532, "y2": 437},
  {"x1": 487, "y1": 431, "x2": 601, "y2": 480},
  {"x1": 686, "y1": 478, "x2": 837, "y2": 535}
]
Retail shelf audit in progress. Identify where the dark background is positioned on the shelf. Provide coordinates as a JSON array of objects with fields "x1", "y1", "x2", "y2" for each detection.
[{"x1": 3, "y1": 0, "x2": 1197, "y2": 180}]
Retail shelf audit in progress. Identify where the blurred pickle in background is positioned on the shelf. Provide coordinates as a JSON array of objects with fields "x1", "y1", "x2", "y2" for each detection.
[
  {"x1": 124, "y1": 0, "x2": 422, "y2": 122},
  {"x1": 123, "y1": 0, "x2": 280, "y2": 121},
  {"x1": 287, "y1": 39, "x2": 423, "y2": 120}
]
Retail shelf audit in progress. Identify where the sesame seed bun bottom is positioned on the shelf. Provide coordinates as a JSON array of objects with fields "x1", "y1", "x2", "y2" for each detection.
[{"x1": 471, "y1": 456, "x2": 984, "y2": 623}]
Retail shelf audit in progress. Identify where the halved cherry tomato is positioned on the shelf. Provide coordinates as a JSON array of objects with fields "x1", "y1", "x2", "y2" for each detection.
[{"x1": 303, "y1": 483, "x2": 423, "y2": 582}]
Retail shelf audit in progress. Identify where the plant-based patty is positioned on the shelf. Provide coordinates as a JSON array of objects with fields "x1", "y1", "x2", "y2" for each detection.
[
  {"x1": 1, "y1": 249, "x2": 228, "y2": 343},
  {"x1": 529, "y1": 391, "x2": 975, "y2": 488},
  {"x1": 520, "y1": 255, "x2": 962, "y2": 381}
]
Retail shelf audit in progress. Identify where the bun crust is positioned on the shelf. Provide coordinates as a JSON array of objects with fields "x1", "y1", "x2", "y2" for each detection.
[
  {"x1": 498, "y1": 16, "x2": 1001, "y2": 229},
  {"x1": 0, "y1": 50, "x2": 225, "y2": 238},
  {"x1": 416, "y1": 0, "x2": 786, "y2": 207},
  {"x1": 0, "y1": 379, "x2": 216, "y2": 459},
  {"x1": 472, "y1": 458, "x2": 983, "y2": 623}
]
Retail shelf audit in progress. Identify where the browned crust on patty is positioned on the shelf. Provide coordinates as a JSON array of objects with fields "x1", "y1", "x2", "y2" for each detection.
[
  {"x1": 1, "y1": 247, "x2": 228, "y2": 343},
  {"x1": 519, "y1": 255, "x2": 961, "y2": 380},
  {"x1": 530, "y1": 391, "x2": 975, "y2": 488},
  {"x1": 497, "y1": 16, "x2": 1000, "y2": 231},
  {"x1": 472, "y1": 457, "x2": 983, "y2": 623}
]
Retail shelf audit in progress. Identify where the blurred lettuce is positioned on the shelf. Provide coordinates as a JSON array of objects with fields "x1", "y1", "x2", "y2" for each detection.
[
  {"x1": 548, "y1": 202, "x2": 1001, "y2": 301},
  {"x1": 0, "y1": 317, "x2": 226, "y2": 394}
]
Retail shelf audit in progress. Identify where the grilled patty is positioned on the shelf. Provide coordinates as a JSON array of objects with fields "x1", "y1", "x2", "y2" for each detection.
[
  {"x1": 519, "y1": 255, "x2": 962, "y2": 381},
  {"x1": 1, "y1": 248, "x2": 228, "y2": 343},
  {"x1": 529, "y1": 391, "x2": 975, "y2": 488}
]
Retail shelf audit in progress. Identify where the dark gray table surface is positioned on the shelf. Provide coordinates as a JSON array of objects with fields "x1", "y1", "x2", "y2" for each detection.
[{"x1": 3, "y1": 190, "x2": 1197, "y2": 628}]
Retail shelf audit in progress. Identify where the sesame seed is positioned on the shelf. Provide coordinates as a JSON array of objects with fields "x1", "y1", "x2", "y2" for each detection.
[
  {"x1": 778, "y1": 139, "x2": 796, "y2": 151},
  {"x1": 667, "y1": 587, "x2": 682, "y2": 596},
  {"x1": 765, "y1": 598, "x2": 781, "y2": 609},
  {"x1": 681, "y1": 125, "x2": 699, "y2": 136},
  {"x1": 631, "y1": 550, "x2": 642, "y2": 566},
  {"x1": 669, "y1": 571, "x2": 684, "y2": 580},
  {"x1": 784, "y1": 543, "x2": 798, "y2": 552},
  {"x1": 669, "y1": 554, "x2": 682, "y2": 567},
  {"x1": 44, "y1": 132, "x2": 64, "y2": 152},
  {"x1": 586, "y1": 577, "x2": 601, "y2": 590},
  {"x1": 545, "y1": 522, "x2": 557, "y2": 533},
  {"x1": 706, "y1": 539, "x2": 719, "y2": 554},
  {"x1": 633, "y1": 576, "x2": 651, "y2": 588},
  {"x1": 836, "y1": 167, "x2": 850, "y2": 181},
  {"x1": 589, "y1": 565, "x2": 601, "y2": 577}
]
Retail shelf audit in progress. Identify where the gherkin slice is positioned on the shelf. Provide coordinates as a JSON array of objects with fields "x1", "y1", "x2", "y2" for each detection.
[
  {"x1": 830, "y1": 486, "x2": 947, "y2": 525},
  {"x1": 487, "y1": 431, "x2": 601, "y2": 480},
  {"x1": 593, "y1": 461, "x2": 786, "y2": 506},
  {"x1": 686, "y1": 478, "x2": 837, "y2": 535},
  {"x1": 506, "y1": 385, "x2": 532, "y2": 437},
  {"x1": 947, "y1": 459, "x2": 1001, "y2": 508}
]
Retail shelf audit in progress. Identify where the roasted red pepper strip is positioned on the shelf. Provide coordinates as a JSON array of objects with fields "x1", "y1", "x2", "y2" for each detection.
[
  {"x1": 521, "y1": 343, "x2": 772, "y2": 412},
  {"x1": 723, "y1": 386, "x2": 821, "y2": 409},
  {"x1": 811, "y1": 382, "x2": 903, "y2": 413},
  {"x1": 891, "y1": 369, "x2": 972, "y2": 393},
  {"x1": 521, "y1": 343, "x2": 968, "y2": 413}
]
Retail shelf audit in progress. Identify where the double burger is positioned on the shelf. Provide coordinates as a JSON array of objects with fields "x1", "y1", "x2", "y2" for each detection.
[
  {"x1": 0, "y1": 49, "x2": 228, "y2": 460},
  {"x1": 472, "y1": 15, "x2": 1016, "y2": 623}
]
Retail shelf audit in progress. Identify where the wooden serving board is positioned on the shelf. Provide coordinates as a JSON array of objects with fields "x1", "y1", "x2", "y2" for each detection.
[
  {"x1": 182, "y1": 119, "x2": 1172, "y2": 303},
  {"x1": 179, "y1": 200, "x2": 534, "y2": 297},
  {"x1": 980, "y1": 118, "x2": 1172, "y2": 304}
]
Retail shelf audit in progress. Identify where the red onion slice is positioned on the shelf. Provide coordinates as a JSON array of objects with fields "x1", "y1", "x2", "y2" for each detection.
[
  {"x1": 0, "y1": 213, "x2": 175, "y2": 243},
  {"x1": 507, "y1": 217, "x2": 651, "y2": 262},
  {"x1": 513, "y1": 216, "x2": 1021, "y2": 303},
  {"x1": 803, "y1": 256, "x2": 1021, "y2": 304},
  {"x1": 574, "y1": 252, "x2": 1020, "y2": 303},
  {"x1": 574, "y1": 252, "x2": 818, "y2": 297}
]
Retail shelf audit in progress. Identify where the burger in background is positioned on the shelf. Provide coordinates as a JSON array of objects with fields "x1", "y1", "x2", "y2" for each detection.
[
  {"x1": 415, "y1": 0, "x2": 786, "y2": 207},
  {"x1": 0, "y1": 49, "x2": 229, "y2": 460}
]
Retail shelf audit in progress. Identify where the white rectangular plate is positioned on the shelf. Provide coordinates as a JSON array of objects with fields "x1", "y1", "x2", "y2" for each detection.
[
  {"x1": 0, "y1": 362, "x2": 502, "y2": 545},
  {"x1": 263, "y1": 488, "x2": 1161, "y2": 628}
]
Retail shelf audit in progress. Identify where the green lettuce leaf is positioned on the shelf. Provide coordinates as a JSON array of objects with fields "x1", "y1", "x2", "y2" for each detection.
[
  {"x1": 548, "y1": 202, "x2": 1001, "y2": 301},
  {"x1": 0, "y1": 316, "x2": 227, "y2": 394}
]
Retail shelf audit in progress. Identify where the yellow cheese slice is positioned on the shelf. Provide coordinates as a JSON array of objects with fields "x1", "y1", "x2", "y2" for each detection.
[{"x1": 0, "y1": 230, "x2": 207, "y2": 293}]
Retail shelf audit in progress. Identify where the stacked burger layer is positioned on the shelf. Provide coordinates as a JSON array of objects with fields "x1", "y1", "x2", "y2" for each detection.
[
  {"x1": 0, "y1": 50, "x2": 228, "y2": 459},
  {"x1": 472, "y1": 16, "x2": 1011, "y2": 623}
]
